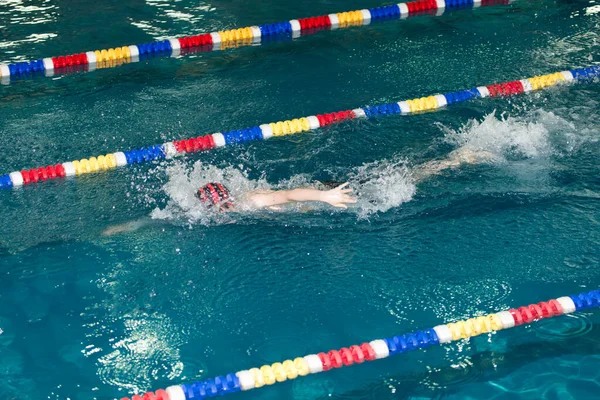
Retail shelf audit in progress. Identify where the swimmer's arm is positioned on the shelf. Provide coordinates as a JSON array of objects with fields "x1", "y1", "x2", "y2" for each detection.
[
  {"x1": 248, "y1": 183, "x2": 356, "y2": 209},
  {"x1": 413, "y1": 147, "x2": 495, "y2": 182},
  {"x1": 413, "y1": 160, "x2": 458, "y2": 181},
  {"x1": 102, "y1": 217, "x2": 162, "y2": 236}
]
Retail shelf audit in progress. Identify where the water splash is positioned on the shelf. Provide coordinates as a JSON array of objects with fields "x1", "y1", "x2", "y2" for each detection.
[
  {"x1": 152, "y1": 157, "x2": 417, "y2": 221},
  {"x1": 150, "y1": 162, "x2": 271, "y2": 224},
  {"x1": 440, "y1": 110, "x2": 554, "y2": 160},
  {"x1": 347, "y1": 157, "x2": 416, "y2": 217}
]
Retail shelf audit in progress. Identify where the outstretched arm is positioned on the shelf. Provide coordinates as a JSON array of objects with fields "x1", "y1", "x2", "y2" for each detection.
[{"x1": 248, "y1": 183, "x2": 357, "y2": 209}]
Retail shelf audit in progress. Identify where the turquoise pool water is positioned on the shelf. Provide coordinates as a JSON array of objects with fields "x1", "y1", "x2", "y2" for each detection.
[{"x1": 1, "y1": 0, "x2": 600, "y2": 399}]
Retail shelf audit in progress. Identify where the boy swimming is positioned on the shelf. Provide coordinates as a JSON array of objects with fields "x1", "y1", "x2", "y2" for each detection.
[
  {"x1": 103, "y1": 146, "x2": 492, "y2": 235},
  {"x1": 193, "y1": 146, "x2": 492, "y2": 212},
  {"x1": 195, "y1": 181, "x2": 356, "y2": 211}
]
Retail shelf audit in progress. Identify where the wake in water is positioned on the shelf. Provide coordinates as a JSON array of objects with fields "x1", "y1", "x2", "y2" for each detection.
[{"x1": 147, "y1": 110, "x2": 573, "y2": 225}]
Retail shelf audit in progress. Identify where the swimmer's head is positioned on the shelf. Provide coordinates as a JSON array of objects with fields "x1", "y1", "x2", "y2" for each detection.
[{"x1": 195, "y1": 182, "x2": 235, "y2": 211}]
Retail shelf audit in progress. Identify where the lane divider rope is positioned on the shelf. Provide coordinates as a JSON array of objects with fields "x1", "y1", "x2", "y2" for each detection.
[
  {"x1": 0, "y1": 0, "x2": 513, "y2": 83},
  {"x1": 1, "y1": 65, "x2": 598, "y2": 190},
  {"x1": 119, "y1": 288, "x2": 600, "y2": 400}
]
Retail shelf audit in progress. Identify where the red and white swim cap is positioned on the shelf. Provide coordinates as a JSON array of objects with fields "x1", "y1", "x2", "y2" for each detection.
[{"x1": 196, "y1": 182, "x2": 234, "y2": 209}]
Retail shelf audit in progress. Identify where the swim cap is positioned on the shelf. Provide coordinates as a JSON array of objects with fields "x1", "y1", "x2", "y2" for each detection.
[{"x1": 196, "y1": 182, "x2": 234, "y2": 209}]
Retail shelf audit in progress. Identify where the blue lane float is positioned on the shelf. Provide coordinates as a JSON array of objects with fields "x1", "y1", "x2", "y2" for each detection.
[{"x1": 119, "y1": 288, "x2": 599, "y2": 400}]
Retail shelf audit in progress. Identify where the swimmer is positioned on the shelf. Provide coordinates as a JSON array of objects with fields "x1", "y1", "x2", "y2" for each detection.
[
  {"x1": 103, "y1": 146, "x2": 493, "y2": 235},
  {"x1": 194, "y1": 181, "x2": 356, "y2": 212},
  {"x1": 193, "y1": 146, "x2": 494, "y2": 213},
  {"x1": 102, "y1": 182, "x2": 356, "y2": 235}
]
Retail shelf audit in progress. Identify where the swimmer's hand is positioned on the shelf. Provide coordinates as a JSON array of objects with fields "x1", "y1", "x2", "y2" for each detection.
[{"x1": 319, "y1": 183, "x2": 357, "y2": 209}]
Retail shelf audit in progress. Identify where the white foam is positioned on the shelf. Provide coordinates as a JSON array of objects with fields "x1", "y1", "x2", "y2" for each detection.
[
  {"x1": 151, "y1": 161, "x2": 271, "y2": 224},
  {"x1": 442, "y1": 111, "x2": 553, "y2": 160},
  {"x1": 347, "y1": 157, "x2": 417, "y2": 217}
]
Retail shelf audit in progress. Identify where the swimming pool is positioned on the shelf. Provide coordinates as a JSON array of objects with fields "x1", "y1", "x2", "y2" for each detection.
[{"x1": 1, "y1": 0, "x2": 600, "y2": 399}]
